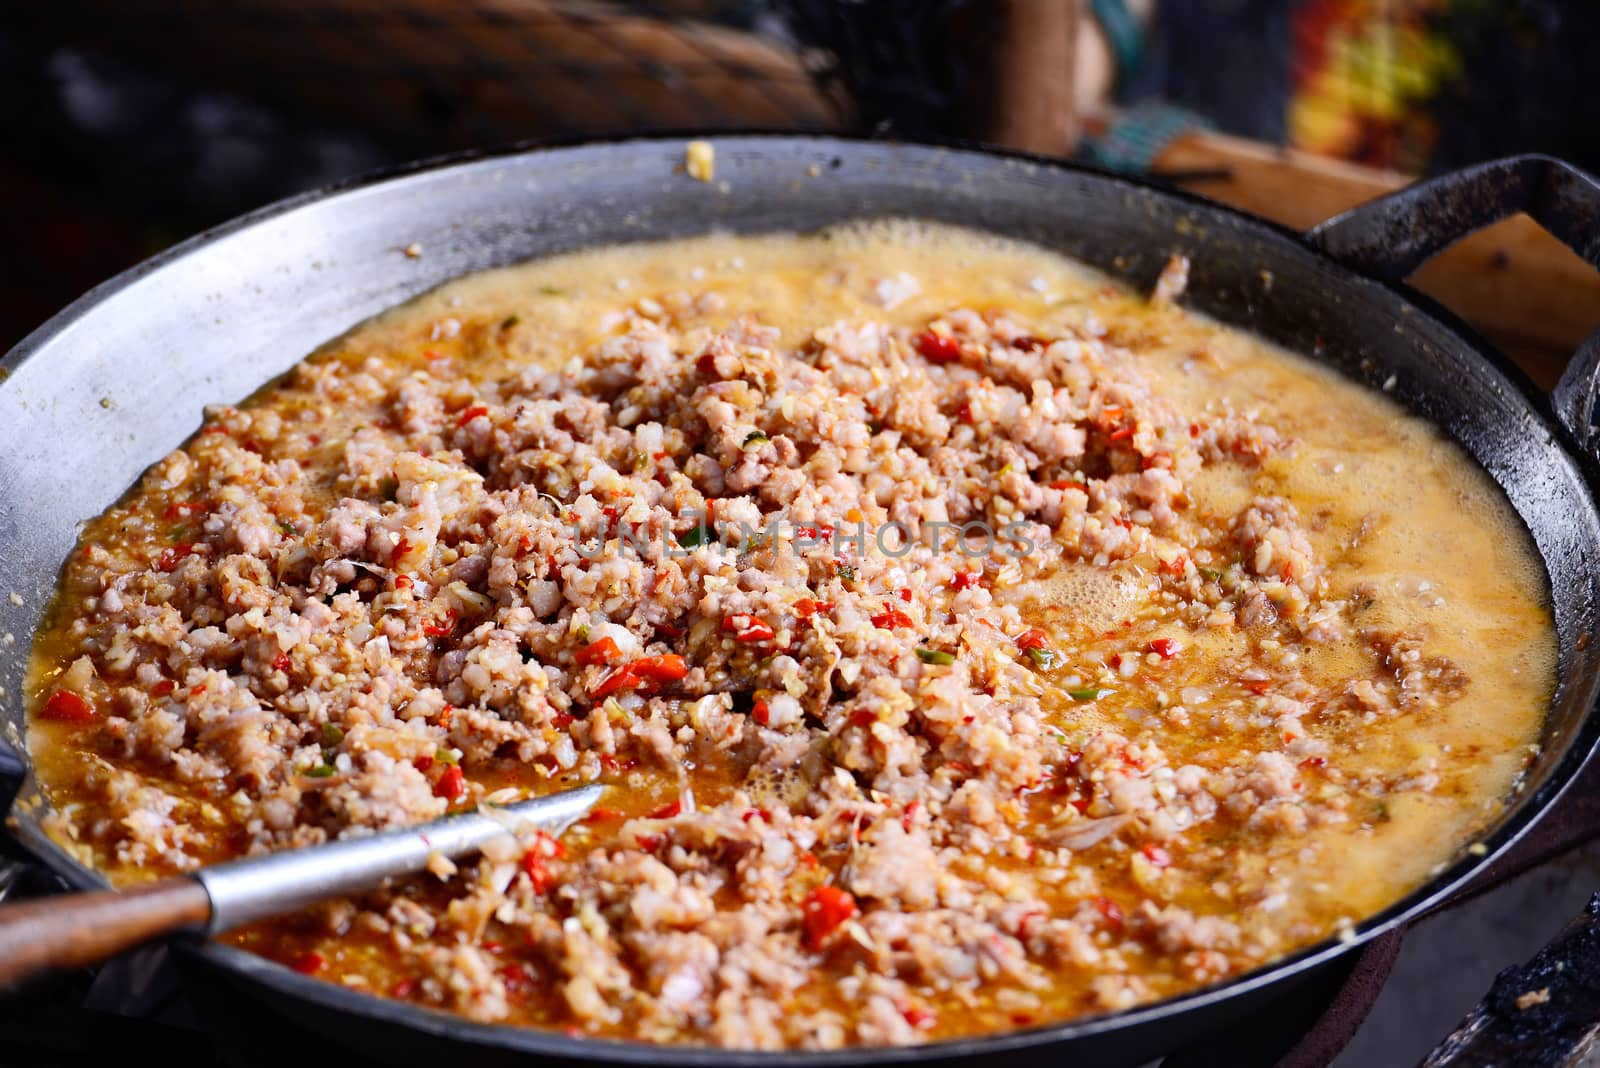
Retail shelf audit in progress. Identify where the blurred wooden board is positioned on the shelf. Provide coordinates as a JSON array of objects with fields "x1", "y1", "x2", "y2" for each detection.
[
  {"x1": 1153, "y1": 129, "x2": 1600, "y2": 388},
  {"x1": 13, "y1": 0, "x2": 846, "y2": 149}
]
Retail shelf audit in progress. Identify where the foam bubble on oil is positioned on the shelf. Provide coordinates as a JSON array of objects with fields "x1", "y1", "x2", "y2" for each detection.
[
  {"x1": 1023, "y1": 562, "x2": 1145, "y2": 634},
  {"x1": 745, "y1": 763, "x2": 811, "y2": 811}
]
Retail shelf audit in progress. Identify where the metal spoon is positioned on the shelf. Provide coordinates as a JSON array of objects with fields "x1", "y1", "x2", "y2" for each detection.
[{"x1": 0, "y1": 783, "x2": 602, "y2": 990}]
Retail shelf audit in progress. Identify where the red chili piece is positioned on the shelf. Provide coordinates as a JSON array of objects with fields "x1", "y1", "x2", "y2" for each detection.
[
  {"x1": 915, "y1": 331, "x2": 962, "y2": 364},
  {"x1": 433, "y1": 765, "x2": 466, "y2": 802},
  {"x1": 722, "y1": 613, "x2": 775, "y2": 642},
  {"x1": 156, "y1": 544, "x2": 198, "y2": 572},
  {"x1": 795, "y1": 599, "x2": 833, "y2": 619},
  {"x1": 591, "y1": 654, "x2": 688, "y2": 697},
  {"x1": 1015, "y1": 628, "x2": 1049, "y2": 651},
  {"x1": 802, "y1": 885, "x2": 858, "y2": 949},
  {"x1": 575, "y1": 637, "x2": 619, "y2": 666},
  {"x1": 870, "y1": 608, "x2": 914, "y2": 630},
  {"x1": 950, "y1": 570, "x2": 981, "y2": 590},
  {"x1": 455, "y1": 405, "x2": 490, "y2": 428},
  {"x1": 421, "y1": 608, "x2": 459, "y2": 638},
  {"x1": 292, "y1": 951, "x2": 326, "y2": 975},
  {"x1": 40, "y1": 690, "x2": 95, "y2": 723},
  {"x1": 1147, "y1": 637, "x2": 1180, "y2": 660}
]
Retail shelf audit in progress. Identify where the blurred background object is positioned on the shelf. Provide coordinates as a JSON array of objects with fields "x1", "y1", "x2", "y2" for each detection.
[
  {"x1": 0, "y1": 0, "x2": 851, "y2": 354},
  {"x1": 7, "y1": 0, "x2": 1600, "y2": 353},
  {"x1": 14, "y1": 0, "x2": 848, "y2": 155},
  {"x1": 10, "y1": 0, "x2": 1599, "y2": 381}
]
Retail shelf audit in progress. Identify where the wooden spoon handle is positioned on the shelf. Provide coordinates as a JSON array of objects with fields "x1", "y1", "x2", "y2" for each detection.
[{"x1": 0, "y1": 878, "x2": 212, "y2": 990}]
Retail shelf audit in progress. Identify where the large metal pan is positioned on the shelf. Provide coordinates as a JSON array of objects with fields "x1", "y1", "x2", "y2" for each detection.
[{"x1": 3, "y1": 137, "x2": 1600, "y2": 1066}]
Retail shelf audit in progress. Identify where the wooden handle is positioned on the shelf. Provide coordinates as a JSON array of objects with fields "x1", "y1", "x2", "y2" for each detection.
[
  {"x1": 0, "y1": 878, "x2": 212, "y2": 990},
  {"x1": 954, "y1": 0, "x2": 1081, "y2": 156}
]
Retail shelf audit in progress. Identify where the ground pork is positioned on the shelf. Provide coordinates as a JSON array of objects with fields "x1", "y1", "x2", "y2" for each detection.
[{"x1": 29, "y1": 270, "x2": 1484, "y2": 1050}]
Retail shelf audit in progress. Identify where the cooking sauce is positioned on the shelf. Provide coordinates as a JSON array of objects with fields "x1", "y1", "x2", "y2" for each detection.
[{"x1": 27, "y1": 222, "x2": 1553, "y2": 1045}]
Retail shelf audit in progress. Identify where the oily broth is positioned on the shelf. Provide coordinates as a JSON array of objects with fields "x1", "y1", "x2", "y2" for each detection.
[
  {"x1": 27, "y1": 219, "x2": 1554, "y2": 1037},
  {"x1": 1115, "y1": 286, "x2": 1552, "y2": 925}
]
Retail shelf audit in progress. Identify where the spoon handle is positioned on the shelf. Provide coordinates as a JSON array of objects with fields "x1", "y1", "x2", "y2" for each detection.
[
  {"x1": 0, "y1": 877, "x2": 211, "y2": 991},
  {"x1": 0, "y1": 783, "x2": 603, "y2": 989},
  {"x1": 197, "y1": 784, "x2": 603, "y2": 933}
]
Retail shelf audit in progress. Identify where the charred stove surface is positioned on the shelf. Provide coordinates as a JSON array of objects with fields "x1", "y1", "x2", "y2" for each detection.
[{"x1": 1424, "y1": 893, "x2": 1600, "y2": 1067}]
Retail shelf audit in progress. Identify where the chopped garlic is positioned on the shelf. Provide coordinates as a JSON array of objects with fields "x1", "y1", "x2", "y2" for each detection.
[{"x1": 685, "y1": 140, "x2": 715, "y2": 182}]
